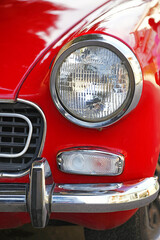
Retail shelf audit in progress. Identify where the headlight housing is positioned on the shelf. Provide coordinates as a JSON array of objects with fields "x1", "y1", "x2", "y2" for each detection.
[{"x1": 50, "y1": 34, "x2": 142, "y2": 128}]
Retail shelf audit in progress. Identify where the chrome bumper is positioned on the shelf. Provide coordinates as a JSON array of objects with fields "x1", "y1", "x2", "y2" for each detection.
[{"x1": 0, "y1": 158, "x2": 159, "y2": 228}]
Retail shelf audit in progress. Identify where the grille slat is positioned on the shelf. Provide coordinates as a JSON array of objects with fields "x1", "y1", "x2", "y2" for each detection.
[
  {"x1": 0, "y1": 121, "x2": 28, "y2": 127},
  {"x1": 0, "y1": 142, "x2": 25, "y2": 147},
  {"x1": 0, "y1": 102, "x2": 44, "y2": 172},
  {"x1": 0, "y1": 122, "x2": 41, "y2": 127},
  {"x1": 0, "y1": 132, "x2": 29, "y2": 137}
]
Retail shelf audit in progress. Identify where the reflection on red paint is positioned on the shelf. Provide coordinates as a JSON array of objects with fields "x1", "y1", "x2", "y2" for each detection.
[
  {"x1": 149, "y1": 18, "x2": 160, "y2": 85},
  {"x1": 0, "y1": 0, "x2": 108, "y2": 99},
  {"x1": 149, "y1": 18, "x2": 160, "y2": 68},
  {"x1": 0, "y1": 0, "x2": 68, "y2": 98}
]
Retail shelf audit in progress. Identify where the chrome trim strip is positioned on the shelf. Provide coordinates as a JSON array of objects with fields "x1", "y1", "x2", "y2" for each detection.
[
  {"x1": 0, "y1": 159, "x2": 158, "y2": 228},
  {"x1": 0, "y1": 169, "x2": 30, "y2": 178},
  {"x1": 17, "y1": 98, "x2": 47, "y2": 158},
  {"x1": 0, "y1": 177, "x2": 158, "y2": 214},
  {"x1": 51, "y1": 177, "x2": 159, "y2": 213},
  {"x1": 50, "y1": 34, "x2": 143, "y2": 128},
  {"x1": 57, "y1": 147, "x2": 125, "y2": 176},
  {"x1": 0, "y1": 159, "x2": 158, "y2": 227},
  {"x1": 0, "y1": 184, "x2": 27, "y2": 212},
  {"x1": 0, "y1": 113, "x2": 33, "y2": 158},
  {"x1": 0, "y1": 99, "x2": 15, "y2": 103},
  {"x1": 0, "y1": 99, "x2": 47, "y2": 178}
]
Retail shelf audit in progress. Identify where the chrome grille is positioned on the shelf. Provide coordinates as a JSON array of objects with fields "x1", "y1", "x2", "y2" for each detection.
[{"x1": 0, "y1": 101, "x2": 44, "y2": 172}]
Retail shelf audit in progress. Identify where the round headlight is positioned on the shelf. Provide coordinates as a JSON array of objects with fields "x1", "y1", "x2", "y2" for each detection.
[{"x1": 50, "y1": 34, "x2": 142, "y2": 128}]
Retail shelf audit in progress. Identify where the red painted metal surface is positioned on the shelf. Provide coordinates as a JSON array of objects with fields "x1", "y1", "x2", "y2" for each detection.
[
  {"x1": 0, "y1": 213, "x2": 30, "y2": 229},
  {"x1": 52, "y1": 210, "x2": 137, "y2": 230},
  {"x1": 0, "y1": 0, "x2": 107, "y2": 99},
  {"x1": 0, "y1": 0, "x2": 160, "y2": 230},
  {"x1": 18, "y1": 0, "x2": 160, "y2": 184}
]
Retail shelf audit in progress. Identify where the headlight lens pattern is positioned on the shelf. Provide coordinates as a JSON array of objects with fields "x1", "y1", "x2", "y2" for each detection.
[
  {"x1": 50, "y1": 34, "x2": 142, "y2": 128},
  {"x1": 56, "y1": 46, "x2": 129, "y2": 122}
]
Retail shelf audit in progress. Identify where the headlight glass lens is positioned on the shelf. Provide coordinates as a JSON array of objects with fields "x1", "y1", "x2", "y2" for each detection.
[{"x1": 56, "y1": 46, "x2": 130, "y2": 122}]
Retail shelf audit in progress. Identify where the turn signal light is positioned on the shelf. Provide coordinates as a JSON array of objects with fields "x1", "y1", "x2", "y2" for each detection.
[{"x1": 57, "y1": 148, "x2": 124, "y2": 176}]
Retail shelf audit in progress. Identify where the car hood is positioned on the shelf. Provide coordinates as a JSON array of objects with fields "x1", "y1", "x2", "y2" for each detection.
[{"x1": 0, "y1": 0, "x2": 107, "y2": 99}]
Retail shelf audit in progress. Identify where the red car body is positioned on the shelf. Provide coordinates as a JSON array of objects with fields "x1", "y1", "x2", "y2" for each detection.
[{"x1": 0, "y1": 0, "x2": 160, "y2": 235}]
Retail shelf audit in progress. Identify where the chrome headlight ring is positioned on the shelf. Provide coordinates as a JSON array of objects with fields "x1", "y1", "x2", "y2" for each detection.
[{"x1": 50, "y1": 34, "x2": 142, "y2": 128}]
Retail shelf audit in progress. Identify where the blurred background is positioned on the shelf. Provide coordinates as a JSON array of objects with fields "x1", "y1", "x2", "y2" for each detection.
[{"x1": 0, "y1": 221, "x2": 85, "y2": 240}]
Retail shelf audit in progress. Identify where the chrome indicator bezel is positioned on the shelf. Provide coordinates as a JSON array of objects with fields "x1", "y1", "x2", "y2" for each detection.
[{"x1": 57, "y1": 147, "x2": 125, "y2": 176}]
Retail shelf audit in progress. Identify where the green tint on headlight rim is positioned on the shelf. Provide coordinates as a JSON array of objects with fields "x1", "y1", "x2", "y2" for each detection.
[{"x1": 50, "y1": 34, "x2": 142, "y2": 128}]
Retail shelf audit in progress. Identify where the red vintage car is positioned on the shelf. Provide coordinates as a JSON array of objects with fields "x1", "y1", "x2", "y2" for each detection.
[{"x1": 0, "y1": 0, "x2": 160, "y2": 239}]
